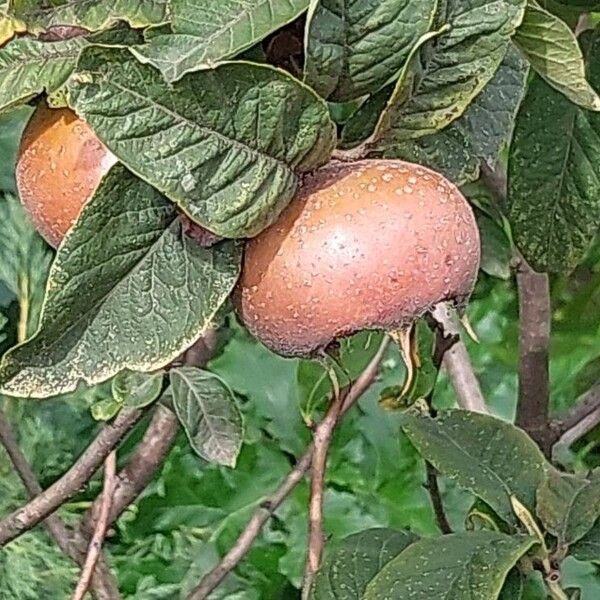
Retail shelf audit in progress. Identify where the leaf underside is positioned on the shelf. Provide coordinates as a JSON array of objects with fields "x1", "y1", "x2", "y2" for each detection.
[{"x1": 170, "y1": 366, "x2": 244, "y2": 467}]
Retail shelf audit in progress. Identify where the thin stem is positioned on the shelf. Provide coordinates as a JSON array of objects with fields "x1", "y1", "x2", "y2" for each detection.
[
  {"x1": 303, "y1": 385, "x2": 345, "y2": 595},
  {"x1": 552, "y1": 383, "x2": 600, "y2": 459},
  {"x1": 72, "y1": 452, "x2": 117, "y2": 600},
  {"x1": 186, "y1": 338, "x2": 390, "y2": 600},
  {"x1": 430, "y1": 304, "x2": 488, "y2": 414},
  {"x1": 0, "y1": 407, "x2": 143, "y2": 546},
  {"x1": 553, "y1": 381, "x2": 600, "y2": 436},
  {"x1": 0, "y1": 408, "x2": 121, "y2": 600},
  {"x1": 425, "y1": 462, "x2": 452, "y2": 534},
  {"x1": 79, "y1": 405, "x2": 179, "y2": 537}
]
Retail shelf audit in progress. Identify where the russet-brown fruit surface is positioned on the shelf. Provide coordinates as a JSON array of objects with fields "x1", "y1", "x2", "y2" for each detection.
[
  {"x1": 16, "y1": 103, "x2": 117, "y2": 247},
  {"x1": 235, "y1": 159, "x2": 480, "y2": 357}
]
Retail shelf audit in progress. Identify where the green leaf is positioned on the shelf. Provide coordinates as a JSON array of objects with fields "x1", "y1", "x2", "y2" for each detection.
[
  {"x1": 508, "y1": 69, "x2": 600, "y2": 273},
  {"x1": 0, "y1": 27, "x2": 142, "y2": 114},
  {"x1": 343, "y1": 44, "x2": 528, "y2": 187},
  {"x1": 372, "y1": 0, "x2": 526, "y2": 146},
  {"x1": 297, "y1": 330, "x2": 385, "y2": 416},
  {"x1": 0, "y1": 166, "x2": 241, "y2": 398},
  {"x1": 513, "y1": 2, "x2": 600, "y2": 111},
  {"x1": 477, "y1": 211, "x2": 513, "y2": 280},
  {"x1": 341, "y1": 85, "x2": 392, "y2": 149},
  {"x1": 170, "y1": 366, "x2": 244, "y2": 467},
  {"x1": 379, "y1": 320, "x2": 436, "y2": 409},
  {"x1": 112, "y1": 369, "x2": 164, "y2": 408},
  {"x1": 499, "y1": 568, "x2": 524, "y2": 600},
  {"x1": 571, "y1": 519, "x2": 600, "y2": 564},
  {"x1": 537, "y1": 469, "x2": 600, "y2": 546},
  {"x1": 304, "y1": 0, "x2": 437, "y2": 102},
  {"x1": 365, "y1": 531, "x2": 535, "y2": 599},
  {"x1": 67, "y1": 47, "x2": 335, "y2": 238},
  {"x1": 0, "y1": 3, "x2": 25, "y2": 46},
  {"x1": 0, "y1": 194, "x2": 52, "y2": 338},
  {"x1": 432, "y1": 44, "x2": 528, "y2": 171},
  {"x1": 310, "y1": 527, "x2": 417, "y2": 599},
  {"x1": 0, "y1": 313, "x2": 7, "y2": 345},
  {"x1": 382, "y1": 121, "x2": 481, "y2": 186},
  {"x1": 0, "y1": 36, "x2": 87, "y2": 113},
  {"x1": 90, "y1": 397, "x2": 122, "y2": 421},
  {"x1": 400, "y1": 410, "x2": 547, "y2": 524},
  {"x1": 11, "y1": 0, "x2": 168, "y2": 31},
  {"x1": 131, "y1": 0, "x2": 309, "y2": 83}
]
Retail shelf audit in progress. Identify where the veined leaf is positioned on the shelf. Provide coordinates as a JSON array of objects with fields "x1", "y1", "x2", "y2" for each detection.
[
  {"x1": 304, "y1": 0, "x2": 437, "y2": 102},
  {"x1": 0, "y1": 35, "x2": 86, "y2": 113},
  {"x1": 0, "y1": 313, "x2": 7, "y2": 345},
  {"x1": 170, "y1": 366, "x2": 243, "y2": 467},
  {"x1": 310, "y1": 528, "x2": 417, "y2": 599},
  {"x1": 67, "y1": 47, "x2": 335, "y2": 238},
  {"x1": 343, "y1": 44, "x2": 528, "y2": 185},
  {"x1": 537, "y1": 469, "x2": 600, "y2": 546},
  {"x1": 365, "y1": 531, "x2": 535, "y2": 599},
  {"x1": 0, "y1": 194, "x2": 52, "y2": 339},
  {"x1": 0, "y1": 166, "x2": 241, "y2": 398},
  {"x1": 132, "y1": 0, "x2": 310, "y2": 83},
  {"x1": 0, "y1": 27, "x2": 142, "y2": 114},
  {"x1": 372, "y1": 0, "x2": 526, "y2": 145},
  {"x1": 10, "y1": 0, "x2": 168, "y2": 32},
  {"x1": 112, "y1": 369, "x2": 164, "y2": 408},
  {"x1": 499, "y1": 569, "x2": 524, "y2": 600},
  {"x1": 0, "y1": 3, "x2": 25, "y2": 46},
  {"x1": 571, "y1": 519, "x2": 600, "y2": 564},
  {"x1": 476, "y1": 210, "x2": 513, "y2": 280},
  {"x1": 400, "y1": 410, "x2": 547, "y2": 524},
  {"x1": 508, "y1": 47, "x2": 600, "y2": 273},
  {"x1": 513, "y1": 2, "x2": 600, "y2": 111},
  {"x1": 90, "y1": 397, "x2": 122, "y2": 421}
]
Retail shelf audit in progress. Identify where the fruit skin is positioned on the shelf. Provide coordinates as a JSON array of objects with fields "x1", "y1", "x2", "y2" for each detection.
[
  {"x1": 16, "y1": 103, "x2": 117, "y2": 247},
  {"x1": 235, "y1": 159, "x2": 480, "y2": 357}
]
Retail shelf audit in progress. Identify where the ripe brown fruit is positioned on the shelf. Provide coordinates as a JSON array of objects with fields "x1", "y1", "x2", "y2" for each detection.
[
  {"x1": 16, "y1": 103, "x2": 117, "y2": 247},
  {"x1": 235, "y1": 159, "x2": 480, "y2": 357},
  {"x1": 16, "y1": 103, "x2": 222, "y2": 249}
]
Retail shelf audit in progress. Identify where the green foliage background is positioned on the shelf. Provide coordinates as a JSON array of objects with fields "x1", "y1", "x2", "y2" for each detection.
[{"x1": 1, "y1": 69, "x2": 600, "y2": 600}]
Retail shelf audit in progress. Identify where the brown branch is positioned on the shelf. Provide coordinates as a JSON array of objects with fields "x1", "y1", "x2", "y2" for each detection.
[
  {"x1": 552, "y1": 382, "x2": 600, "y2": 454},
  {"x1": 419, "y1": 319, "x2": 459, "y2": 536},
  {"x1": 554, "y1": 382, "x2": 600, "y2": 435},
  {"x1": 186, "y1": 337, "x2": 390, "y2": 600},
  {"x1": 515, "y1": 258, "x2": 553, "y2": 457},
  {"x1": 80, "y1": 331, "x2": 216, "y2": 536},
  {"x1": 425, "y1": 463, "x2": 452, "y2": 534},
  {"x1": 72, "y1": 452, "x2": 117, "y2": 600},
  {"x1": 0, "y1": 406, "x2": 144, "y2": 546},
  {"x1": 303, "y1": 386, "x2": 345, "y2": 593},
  {"x1": 430, "y1": 304, "x2": 488, "y2": 414},
  {"x1": 480, "y1": 164, "x2": 558, "y2": 458},
  {"x1": 79, "y1": 405, "x2": 179, "y2": 538},
  {"x1": 0, "y1": 408, "x2": 121, "y2": 600}
]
